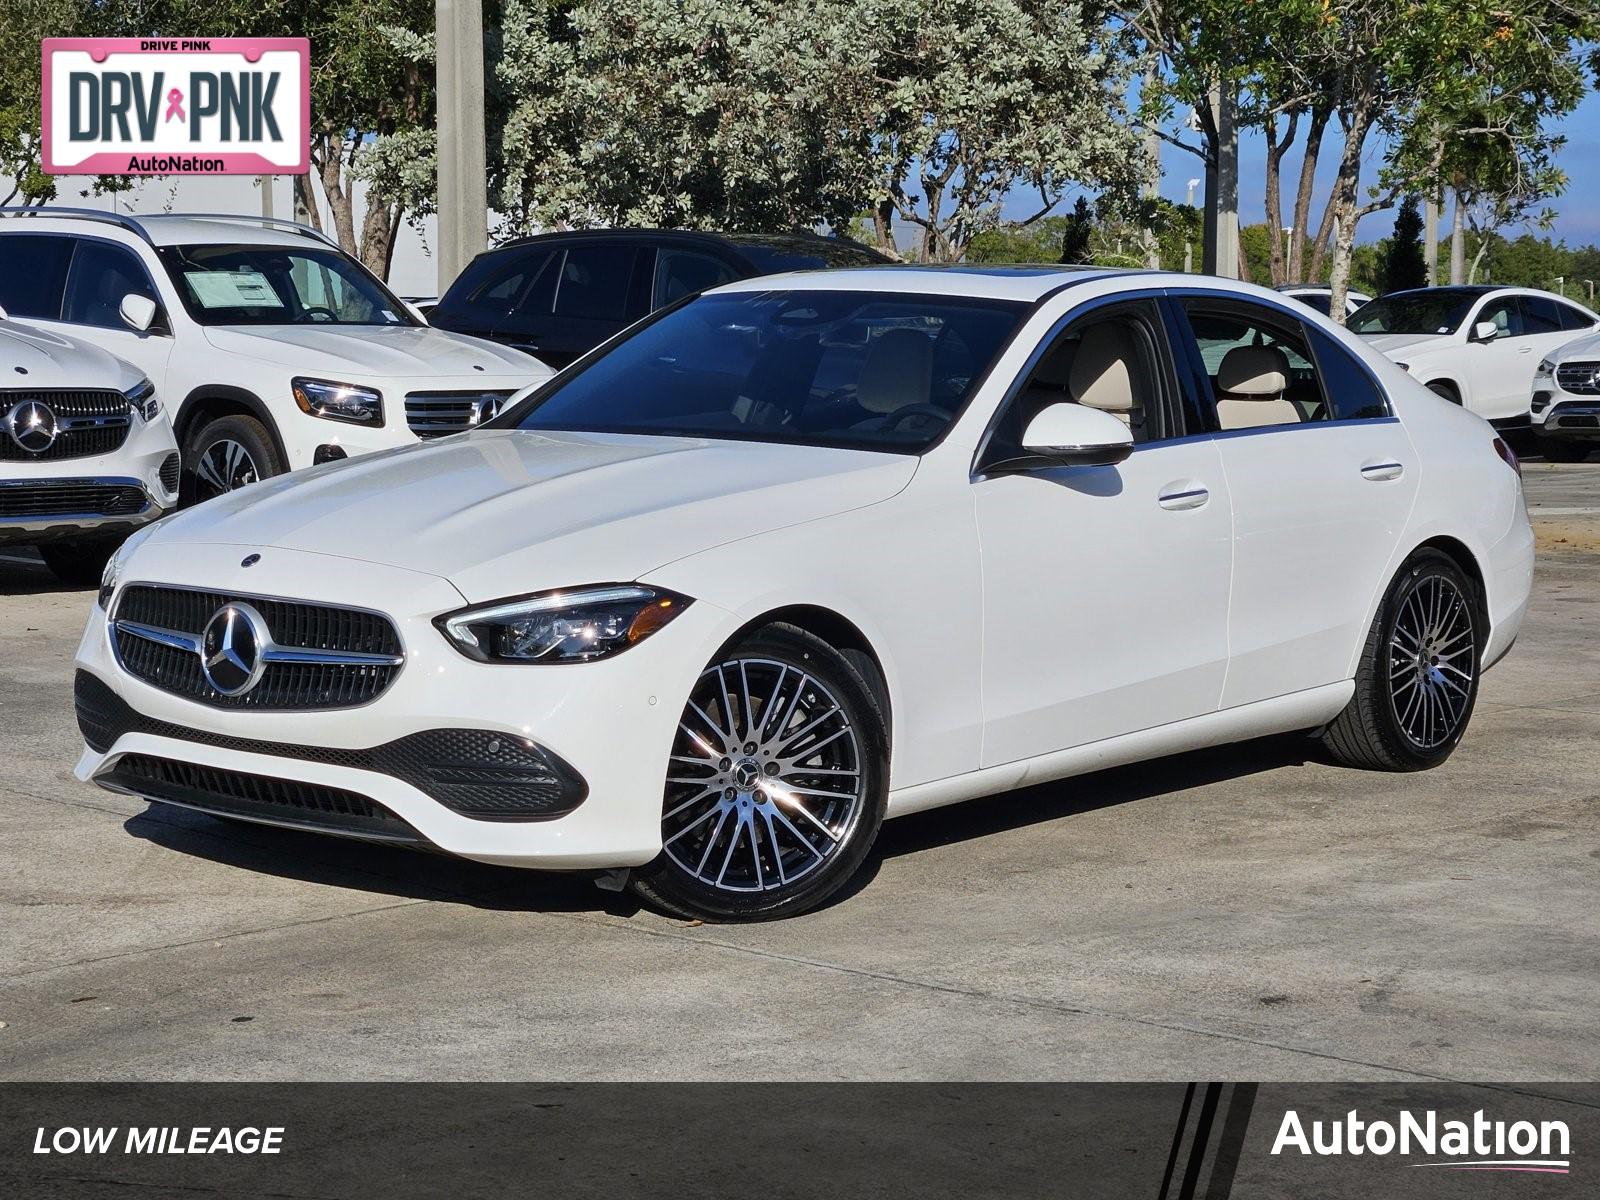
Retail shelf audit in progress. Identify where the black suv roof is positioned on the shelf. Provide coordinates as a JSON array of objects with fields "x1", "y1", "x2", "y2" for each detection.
[{"x1": 483, "y1": 227, "x2": 890, "y2": 265}]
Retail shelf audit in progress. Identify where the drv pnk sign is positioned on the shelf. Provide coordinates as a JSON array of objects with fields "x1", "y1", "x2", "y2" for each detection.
[{"x1": 42, "y1": 38, "x2": 308, "y2": 175}]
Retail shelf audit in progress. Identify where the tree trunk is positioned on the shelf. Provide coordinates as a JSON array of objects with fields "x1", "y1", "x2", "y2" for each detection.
[
  {"x1": 1288, "y1": 102, "x2": 1330, "y2": 281},
  {"x1": 1449, "y1": 191, "x2": 1466, "y2": 284},
  {"x1": 1264, "y1": 111, "x2": 1299, "y2": 286},
  {"x1": 872, "y1": 199, "x2": 897, "y2": 259},
  {"x1": 1324, "y1": 110, "x2": 1374, "y2": 324},
  {"x1": 359, "y1": 201, "x2": 400, "y2": 280}
]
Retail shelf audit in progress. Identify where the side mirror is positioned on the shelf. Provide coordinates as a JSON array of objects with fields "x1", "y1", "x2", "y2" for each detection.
[
  {"x1": 1019, "y1": 402, "x2": 1134, "y2": 467},
  {"x1": 1469, "y1": 320, "x2": 1500, "y2": 344},
  {"x1": 119, "y1": 293, "x2": 158, "y2": 333}
]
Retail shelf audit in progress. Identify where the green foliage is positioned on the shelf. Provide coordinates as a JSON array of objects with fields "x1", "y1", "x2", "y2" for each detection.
[{"x1": 1376, "y1": 196, "x2": 1427, "y2": 293}]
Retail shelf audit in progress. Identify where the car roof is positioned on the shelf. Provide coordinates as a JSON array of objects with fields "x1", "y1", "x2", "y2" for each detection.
[
  {"x1": 0, "y1": 207, "x2": 337, "y2": 251},
  {"x1": 710, "y1": 264, "x2": 1133, "y2": 302},
  {"x1": 482, "y1": 226, "x2": 889, "y2": 260}
]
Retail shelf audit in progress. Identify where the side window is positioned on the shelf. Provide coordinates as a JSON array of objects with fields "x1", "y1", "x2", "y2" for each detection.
[
  {"x1": 62, "y1": 240, "x2": 157, "y2": 328},
  {"x1": 1520, "y1": 295, "x2": 1565, "y2": 335},
  {"x1": 990, "y1": 303, "x2": 1174, "y2": 452},
  {"x1": 0, "y1": 234, "x2": 74, "y2": 319},
  {"x1": 553, "y1": 244, "x2": 637, "y2": 321},
  {"x1": 1183, "y1": 301, "x2": 1324, "y2": 430},
  {"x1": 653, "y1": 249, "x2": 738, "y2": 307},
  {"x1": 1476, "y1": 298, "x2": 1522, "y2": 339},
  {"x1": 1557, "y1": 303, "x2": 1596, "y2": 332},
  {"x1": 480, "y1": 250, "x2": 554, "y2": 309},
  {"x1": 1306, "y1": 327, "x2": 1389, "y2": 420}
]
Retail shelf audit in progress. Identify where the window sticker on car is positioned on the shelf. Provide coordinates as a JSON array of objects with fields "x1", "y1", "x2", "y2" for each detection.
[{"x1": 185, "y1": 270, "x2": 285, "y2": 309}]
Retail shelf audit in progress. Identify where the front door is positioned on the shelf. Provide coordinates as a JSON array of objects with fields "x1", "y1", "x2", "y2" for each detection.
[{"x1": 973, "y1": 299, "x2": 1233, "y2": 767}]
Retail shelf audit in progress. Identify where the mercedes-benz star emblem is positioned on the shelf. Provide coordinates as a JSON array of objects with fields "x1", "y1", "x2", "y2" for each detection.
[
  {"x1": 200, "y1": 603, "x2": 270, "y2": 696},
  {"x1": 5, "y1": 399, "x2": 60, "y2": 454}
]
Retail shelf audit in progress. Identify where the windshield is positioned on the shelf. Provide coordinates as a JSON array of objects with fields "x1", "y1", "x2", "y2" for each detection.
[
  {"x1": 1348, "y1": 290, "x2": 1480, "y2": 336},
  {"x1": 157, "y1": 243, "x2": 416, "y2": 327},
  {"x1": 509, "y1": 290, "x2": 1027, "y2": 453}
]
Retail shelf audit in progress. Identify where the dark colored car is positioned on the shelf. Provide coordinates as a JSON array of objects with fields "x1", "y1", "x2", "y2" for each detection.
[{"x1": 428, "y1": 229, "x2": 892, "y2": 367}]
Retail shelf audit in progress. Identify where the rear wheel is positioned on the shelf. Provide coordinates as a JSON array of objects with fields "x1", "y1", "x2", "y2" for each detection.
[
  {"x1": 1321, "y1": 548, "x2": 1482, "y2": 771},
  {"x1": 184, "y1": 414, "x2": 284, "y2": 505},
  {"x1": 630, "y1": 624, "x2": 888, "y2": 922},
  {"x1": 38, "y1": 539, "x2": 118, "y2": 587}
]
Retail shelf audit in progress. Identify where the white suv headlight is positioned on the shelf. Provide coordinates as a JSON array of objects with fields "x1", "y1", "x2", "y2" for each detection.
[
  {"x1": 125, "y1": 378, "x2": 160, "y2": 421},
  {"x1": 1536, "y1": 359, "x2": 1555, "y2": 379},
  {"x1": 437, "y1": 585, "x2": 691, "y2": 663},
  {"x1": 292, "y1": 377, "x2": 383, "y2": 425}
]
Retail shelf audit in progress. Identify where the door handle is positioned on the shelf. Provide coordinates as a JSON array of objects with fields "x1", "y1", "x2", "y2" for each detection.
[
  {"x1": 1360, "y1": 460, "x2": 1405, "y2": 481},
  {"x1": 1158, "y1": 485, "x2": 1210, "y2": 510},
  {"x1": 1518, "y1": 345, "x2": 1534, "y2": 354}
]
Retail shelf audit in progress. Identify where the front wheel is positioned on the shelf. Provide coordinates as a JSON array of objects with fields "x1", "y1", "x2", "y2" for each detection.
[
  {"x1": 629, "y1": 624, "x2": 889, "y2": 922},
  {"x1": 1540, "y1": 438, "x2": 1591, "y2": 464},
  {"x1": 38, "y1": 539, "x2": 119, "y2": 587},
  {"x1": 1321, "y1": 548, "x2": 1483, "y2": 771},
  {"x1": 183, "y1": 414, "x2": 285, "y2": 505}
]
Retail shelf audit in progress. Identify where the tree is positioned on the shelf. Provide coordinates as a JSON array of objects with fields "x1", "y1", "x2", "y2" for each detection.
[
  {"x1": 1376, "y1": 196, "x2": 1427, "y2": 293},
  {"x1": 1058, "y1": 198, "x2": 1095, "y2": 264}
]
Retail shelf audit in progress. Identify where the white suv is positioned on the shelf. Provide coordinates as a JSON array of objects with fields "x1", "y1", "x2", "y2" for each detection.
[
  {"x1": 1, "y1": 312, "x2": 178, "y2": 583},
  {"x1": 0, "y1": 209, "x2": 552, "y2": 502},
  {"x1": 1349, "y1": 285, "x2": 1600, "y2": 431}
]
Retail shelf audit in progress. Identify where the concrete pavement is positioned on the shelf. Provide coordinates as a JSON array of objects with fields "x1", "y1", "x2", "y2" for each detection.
[{"x1": 1, "y1": 463, "x2": 1596, "y2": 1081}]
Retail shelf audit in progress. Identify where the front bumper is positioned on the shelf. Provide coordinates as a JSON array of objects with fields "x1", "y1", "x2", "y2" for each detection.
[
  {"x1": 0, "y1": 415, "x2": 180, "y2": 545},
  {"x1": 73, "y1": 541, "x2": 728, "y2": 870},
  {"x1": 1536, "y1": 399, "x2": 1600, "y2": 441}
]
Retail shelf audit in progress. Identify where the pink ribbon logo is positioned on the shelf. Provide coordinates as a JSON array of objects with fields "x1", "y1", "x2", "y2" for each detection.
[{"x1": 164, "y1": 88, "x2": 185, "y2": 123}]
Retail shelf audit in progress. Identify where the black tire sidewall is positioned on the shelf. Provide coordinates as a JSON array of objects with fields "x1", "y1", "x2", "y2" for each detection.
[
  {"x1": 1371, "y1": 550, "x2": 1483, "y2": 770},
  {"x1": 182, "y1": 414, "x2": 285, "y2": 505},
  {"x1": 631, "y1": 624, "x2": 889, "y2": 922}
]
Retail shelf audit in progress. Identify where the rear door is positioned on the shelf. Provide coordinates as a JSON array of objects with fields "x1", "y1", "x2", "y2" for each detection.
[{"x1": 1171, "y1": 293, "x2": 1418, "y2": 707}]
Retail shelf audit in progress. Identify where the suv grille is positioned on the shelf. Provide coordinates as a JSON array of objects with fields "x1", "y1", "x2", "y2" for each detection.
[
  {"x1": 1555, "y1": 362, "x2": 1600, "y2": 396},
  {"x1": 0, "y1": 390, "x2": 131, "y2": 461},
  {"x1": 0, "y1": 481, "x2": 147, "y2": 519},
  {"x1": 102, "y1": 753, "x2": 423, "y2": 843},
  {"x1": 111, "y1": 585, "x2": 404, "y2": 709},
  {"x1": 405, "y1": 391, "x2": 514, "y2": 438}
]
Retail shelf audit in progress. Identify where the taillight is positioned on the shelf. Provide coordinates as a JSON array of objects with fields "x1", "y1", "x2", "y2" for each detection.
[{"x1": 1493, "y1": 436, "x2": 1521, "y2": 478}]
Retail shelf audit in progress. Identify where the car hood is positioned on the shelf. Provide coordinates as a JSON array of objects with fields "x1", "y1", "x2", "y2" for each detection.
[
  {"x1": 145, "y1": 430, "x2": 919, "y2": 601},
  {"x1": 1553, "y1": 331, "x2": 1600, "y2": 362},
  {"x1": 201, "y1": 324, "x2": 551, "y2": 382},
  {"x1": 1358, "y1": 332, "x2": 1456, "y2": 358},
  {"x1": 0, "y1": 320, "x2": 142, "y2": 392}
]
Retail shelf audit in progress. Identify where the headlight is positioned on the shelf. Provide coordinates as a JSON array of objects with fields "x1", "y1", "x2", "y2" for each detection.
[
  {"x1": 292, "y1": 378, "x2": 383, "y2": 425},
  {"x1": 1394, "y1": 362, "x2": 1410, "y2": 373},
  {"x1": 125, "y1": 378, "x2": 160, "y2": 421},
  {"x1": 1536, "y1": 359, "x2": 1555, "y2": 378},
  {"x1": 98, "y1": 521, "x2": 165, "y2": 610},
  {"x1": 436, "y1": 585, "x2": 691, "y2": 663}
]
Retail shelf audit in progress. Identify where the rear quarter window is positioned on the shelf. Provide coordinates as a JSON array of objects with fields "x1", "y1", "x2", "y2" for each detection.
[
  {"x1": 1307, "y1": 326, "x2": 1389, "y2": 420},
  {"x1": 0, "y1": 234, "x2": 74, "y2": 319}
]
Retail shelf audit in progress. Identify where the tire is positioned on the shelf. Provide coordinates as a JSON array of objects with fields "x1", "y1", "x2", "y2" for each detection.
[
  {"x1": 37, "y1": 538, "x2": 119, "y2": 587},
  {"x1": 1321, "y1": 548, "x2": 1483, "y2": 772},
  {"x1": 629, "y1": 623, "x2": 889, "y2": 922},
  {"x1": 1540, "y1": 438, "x2": 1591, "y2": 464},
  {"x1": 1426, "y1": 381, "x2": 1461, "y2": 404},
  {"x1": 183, "y1": 414, "x2": 285, "y2": 505}
]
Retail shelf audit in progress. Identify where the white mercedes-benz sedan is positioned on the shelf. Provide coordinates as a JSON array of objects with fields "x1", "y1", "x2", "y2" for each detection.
[{"x1": 74, "y1": 267, "x2": 1534, "y2": 921}]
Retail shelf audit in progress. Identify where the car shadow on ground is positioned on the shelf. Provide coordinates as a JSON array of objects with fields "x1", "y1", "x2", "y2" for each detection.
[
  {"x1": 0, "y1": 550, "x2": 81, "y2": 595},
  {"x1": 122, "y1": 730, "x2": 1320, "y2": 923}
]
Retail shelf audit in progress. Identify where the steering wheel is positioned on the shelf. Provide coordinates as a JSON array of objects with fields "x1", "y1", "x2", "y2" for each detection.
[
  {"x1": 298, "y1": 306, "x2": 339, "y2": 323},
  {"x1": 885, "y1": 403, "x2": 954, "y2": 430}
]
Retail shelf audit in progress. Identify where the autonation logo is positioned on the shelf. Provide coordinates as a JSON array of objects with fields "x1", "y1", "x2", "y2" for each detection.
[{"x1": 1272, "y1": 1108, "x2": 1571, "y2": 1175}]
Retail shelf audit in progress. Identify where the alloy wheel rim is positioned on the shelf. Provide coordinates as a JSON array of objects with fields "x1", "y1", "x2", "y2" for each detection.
[
  {"x1": 1387, "y1": 573, "x2": 1476, "y2": 750},
  {"x1": 662, "y1": 657, "x2": 865, "y2": 894},
  {"x1": 195, "y1": 438, "x2": 259, "y2": 499}
]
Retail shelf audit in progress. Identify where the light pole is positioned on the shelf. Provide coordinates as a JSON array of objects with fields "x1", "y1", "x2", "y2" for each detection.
[
  {"x1": 1282, "y1": 226, "x2": 1294, "y2": 281},
  {"x1": 1586, "y1": 280, "x2": 1596, "y2": 303},
  {"x1": 436, "y1": 0, "x2": 489, "y2": 293},
  {"x1": 1184, "y1": 178, "x2": 1199, "y2": 274}
]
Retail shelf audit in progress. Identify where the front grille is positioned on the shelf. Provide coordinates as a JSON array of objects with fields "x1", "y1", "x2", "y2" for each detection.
[
  {"x1": 0, "y1": 481, "x2": 147, "y2": 519},
  {"x1": 405, "y1": 391, "x2": 514, "y2": 438},
  {"x1": 158, "y1": 452, "x2": 181, "y2": 494},
  {"x1": 0, "y1": 390, "x2": 131, "y2": 461},
  {"x1": 111, "y1": 585, "x2": 404, "y2": 710},
  {"x1": 76, "y1": 670, "x2": 586, "y2": 821},
  {"x1": 1555, "y1": 362, "x2": 1600, "y2": 396},
  {"x1": 102, "y1": 752, "x2": 423, "y2": 843}
]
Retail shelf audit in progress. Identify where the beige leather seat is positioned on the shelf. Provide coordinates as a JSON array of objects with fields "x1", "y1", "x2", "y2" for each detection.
[
  {"x1": 1068, "y1": 322, "x2": 1144, "y2": 431},
  {"x1": 857, "y1": 328, "x2": 935, "y2": 417},
  {"x1": 1214, "y1": 344, "x2": 1299, "y2": 429}
]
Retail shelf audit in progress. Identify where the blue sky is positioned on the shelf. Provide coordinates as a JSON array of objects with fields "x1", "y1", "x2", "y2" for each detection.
[{"x1": 1007, "y1": 87, "x2": 1600, "y2": 248}]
